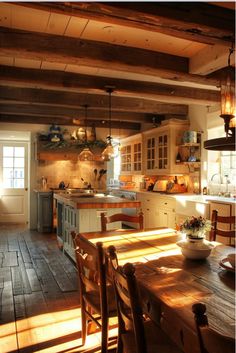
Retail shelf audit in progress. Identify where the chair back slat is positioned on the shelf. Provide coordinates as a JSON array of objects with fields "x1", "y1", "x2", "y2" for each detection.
[
  {"x1": 71, "y1": 232, "x2": 117, "y2": 353},
  {"x1": 209, "y1": 210, "x2": 235, "y2": 245},
  {"x1": 108, "y1": 245, "x2": 147, "y2": 353},
  {"x1": 72, "y1": 231, "x2": 107, "y2": 304},
  {"x1": 101, "y1": 212, "x2": 144, "y2": 231}
]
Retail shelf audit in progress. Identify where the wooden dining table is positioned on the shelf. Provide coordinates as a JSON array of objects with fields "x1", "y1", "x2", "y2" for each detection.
[{"x1": 79, "y1": 227, "x2": 235, "y2": 353}]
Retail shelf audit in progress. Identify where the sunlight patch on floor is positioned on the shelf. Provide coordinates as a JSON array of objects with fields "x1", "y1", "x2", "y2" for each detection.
[{"x1": 1, "y1": 308, "x2": 118, "y2": 353}]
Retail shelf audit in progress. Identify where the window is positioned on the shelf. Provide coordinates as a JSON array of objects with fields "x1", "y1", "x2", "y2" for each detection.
[
  {"x1": 220, "y1": 150, "x2": 236, "y2": 185},
  {"x1": 3, "y1": 146, "x2": 25, "y2": 188}
]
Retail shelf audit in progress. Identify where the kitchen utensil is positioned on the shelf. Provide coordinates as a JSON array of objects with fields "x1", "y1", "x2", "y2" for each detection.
[
  {"x1": 59, "y1": 181, "x2": 65, "y2": 189},
  {"x1": 94, "y1": 169, "x2": 98, "y2": 180},
  {"x1": 98, "y1": 169, "x2": 107, "y2": 181},
  {"x1": 59, "y1": 181, "x2": 69, "y2": 189}
]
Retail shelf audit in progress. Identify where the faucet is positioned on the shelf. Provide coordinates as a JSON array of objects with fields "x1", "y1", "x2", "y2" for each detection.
[
  {"x1": 224, "y1": 174, "x2": 231, "y2": 196},
  {"x1": 210, "y1": 173, "x2": 223, "y2": 184}
]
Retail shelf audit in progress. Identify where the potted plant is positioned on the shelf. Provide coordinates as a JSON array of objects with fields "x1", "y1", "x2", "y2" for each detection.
[
  {"x1": 180, "y1": 216, "x2": 212, "y2": 240},
  {"x1": 177, "y1": 216, "x2": 213, "y2": 259}
]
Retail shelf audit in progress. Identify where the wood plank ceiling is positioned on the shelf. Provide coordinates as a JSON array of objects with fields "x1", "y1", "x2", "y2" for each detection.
[{"x1": 0, "y1": 2, "x2": 235, "y2": 131}]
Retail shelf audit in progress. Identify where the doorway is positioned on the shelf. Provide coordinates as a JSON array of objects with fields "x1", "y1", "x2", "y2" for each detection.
[{"x1": 0, "y1": 138, "x2": 29, "y2": 224}]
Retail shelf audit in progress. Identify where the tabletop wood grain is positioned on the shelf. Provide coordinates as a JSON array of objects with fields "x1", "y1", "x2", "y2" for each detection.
[{"x1": 79, "y1": 227, "x2": 235, "y2": 353}]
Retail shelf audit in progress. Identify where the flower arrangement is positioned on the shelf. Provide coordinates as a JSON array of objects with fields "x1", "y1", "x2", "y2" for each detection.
[{"x1": 180, "y1": 216, "x2": 212, "y2": 238}]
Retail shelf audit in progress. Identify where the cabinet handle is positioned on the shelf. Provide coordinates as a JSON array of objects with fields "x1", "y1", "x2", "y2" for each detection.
[
  {"x1": 164, "y1": 212, "x2": 167, "y2": 215},
  {"x1": 164, "y1": 202, "x2": 167, "y2": 205}
]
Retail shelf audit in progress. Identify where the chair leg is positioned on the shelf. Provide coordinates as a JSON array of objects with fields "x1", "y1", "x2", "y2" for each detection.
[
  {"x1": 101, "y1": 315, "x2": 108, "y2": 353},
  {"x1": 81, "y1": 300, "x2": 88, "y2": 346}
]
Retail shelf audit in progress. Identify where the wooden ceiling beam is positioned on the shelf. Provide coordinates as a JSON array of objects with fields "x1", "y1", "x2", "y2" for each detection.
[
  {"x1": 0, "y1": 113, "x2": 141, "y2": 130},
  {"x1": 0, "y1": 66, "x2": 220, "y2": 106},
  {"x1": 0, "y1": 86, "x2": 188, "y2": 115},
  {"x1": 0, "y1": 27, "x2": 223, "y2": 87},
  {"x1": 20, "y1": 2, "x2": 235, "y2": 46},
  {"x1": 0, "y1": 102, "x2": 162, "y2": 123}
]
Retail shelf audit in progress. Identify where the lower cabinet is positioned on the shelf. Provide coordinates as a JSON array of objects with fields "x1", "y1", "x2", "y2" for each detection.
[
  {"x1": 60, "y1": 205, "x2": 122, "y2": 261},
  {"x1": 37, "y1": 191, "x2": 53, "y2": 233},
  {"x1": 137, "y1": 192, "x2": 176, "y2": 229}
]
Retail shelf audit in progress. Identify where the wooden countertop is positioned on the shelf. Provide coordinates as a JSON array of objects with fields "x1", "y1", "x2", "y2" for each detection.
[{"x1": 54, "y1": 192, "x2": 141, "y2": 209}]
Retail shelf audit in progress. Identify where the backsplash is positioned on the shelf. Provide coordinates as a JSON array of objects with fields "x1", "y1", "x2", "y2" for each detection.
[{"x1": 36, "y1": 160, "x2": 107, "y2": 190}]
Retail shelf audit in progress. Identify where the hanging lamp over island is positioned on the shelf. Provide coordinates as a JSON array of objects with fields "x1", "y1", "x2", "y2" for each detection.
[
  {"x1": 101, "y1": 87, "x2": 116, "y2": 161},
  {"x1": 79, "y1": 104, "x2": 94, "y2": 161},
  {"x1": 204, "y1": 47, "x2": 235, "y2": 151}
]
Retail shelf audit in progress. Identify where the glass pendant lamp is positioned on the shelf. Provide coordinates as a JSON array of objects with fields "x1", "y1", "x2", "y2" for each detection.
[
  {"x1": 102, "y1": 88, "x2": 116, "y2": 161},
  {"x1": 204, "y1": 47, "x2": 235, "y2": 151},
  {"x1": 79, "y1": 105, "x2": 94, "y2": 161}
]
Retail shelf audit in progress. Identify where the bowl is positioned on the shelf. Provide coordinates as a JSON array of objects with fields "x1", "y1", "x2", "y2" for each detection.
[
  {"x1": 227, "y1": 253, "x2": 235, "y2": 268},
  {"x1": 177, "y1": 240, "x2": 214, "y2": 260}
]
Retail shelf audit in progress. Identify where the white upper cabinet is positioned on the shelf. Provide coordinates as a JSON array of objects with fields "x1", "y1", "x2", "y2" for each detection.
[
  {"x1": 120, "y1": 120, "x2": 194, "y2": 176},
  {"x1": 143, "y1": 119, "x2": 190, "y2": 175},
  {"x1": 120, "y1": 133, "x2": 142, "y2": 175}
]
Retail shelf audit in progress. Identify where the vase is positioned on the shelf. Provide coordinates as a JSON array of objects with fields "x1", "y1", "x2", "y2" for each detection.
[
  {"x1": 186, "y1": 235, "x2": 205, "y2": 249},
  {"x1": 177, "y1": 235, "x2": 214, "y2": 260}
]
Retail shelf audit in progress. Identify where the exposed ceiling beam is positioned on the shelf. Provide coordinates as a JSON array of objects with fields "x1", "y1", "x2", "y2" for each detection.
[
  {"x1": 20, "y1": 2, "x2": 235, "y2": 46},
  {"x1": 0, "y1": 27, "x2": 223, "y2": 87},
  {"x1": 0, "y1": 86, "x2": 190, "y2": 116},
  {"x1": 0, "y1": 66, "x2": 220, "y2": 106},
  {"x1": 190, "y1": 44, "x2": 235, "y2": 75},
  {"x1": 0, "y1": 102, "x2": 169, "y2": 123},
  {"x1": 0, "y1": 113, "x2": 141, "y2": 130}
]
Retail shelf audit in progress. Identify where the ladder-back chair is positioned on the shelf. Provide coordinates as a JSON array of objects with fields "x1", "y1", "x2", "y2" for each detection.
[
  {"x1": 71, "y1": 231, "x2": 117, "y2": 353},
  {"x1": 108, "y1": 245, "x2": 183, "y2": 353},
  {"x1": 209, "y1": 209, "x2": 235, "y2": 246},
  {"x1": 192, "y1": 303, "x2": 235, "y2": 353},
  {"x1": 101, "y1": 212, "x2": 144, "y2": 232}
]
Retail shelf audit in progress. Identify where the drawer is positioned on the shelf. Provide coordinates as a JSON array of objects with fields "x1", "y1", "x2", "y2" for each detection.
[{"x1": 158, "y1": 197, "x2": 176, "y2": 210}]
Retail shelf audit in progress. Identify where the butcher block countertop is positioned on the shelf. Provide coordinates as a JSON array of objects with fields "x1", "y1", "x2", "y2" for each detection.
[{"x1": 54, "y1": 192, "x2": 141, "y2": 209}]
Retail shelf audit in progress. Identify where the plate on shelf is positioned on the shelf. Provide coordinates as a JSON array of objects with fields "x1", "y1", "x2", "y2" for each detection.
[{"x1": 219, "y1": 258, "x2": 235, "y2": 273}]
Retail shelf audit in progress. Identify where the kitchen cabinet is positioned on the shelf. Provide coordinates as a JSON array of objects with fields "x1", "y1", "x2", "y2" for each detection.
[
  {"x1": 137, "y1": 193, "x2": 159, "y2": 228},
  {"x1": 142, "y1": 120, "x2": 189, "y2": 175},
  {"x1": 136, "y1": 192, "x2": 176, "y2": 229},
  {"x1": 36, "y1": 191, "x2": 53, "y2": 233},
  {"x1": 63, "y1": 207, "x2": 122, "y2": 261},
  {"x1": 120, "y1": 133, "x2": 142, "y2": 175}
]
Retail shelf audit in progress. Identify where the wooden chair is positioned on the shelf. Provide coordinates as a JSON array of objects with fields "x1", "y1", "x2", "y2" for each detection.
[
  {"x1": 209, "y1": 209, "x2": 235, "y2": 245},
  {"x1": 108, "y1": 245, "x2": 183, "y2": 353},
  {"x1": 101, "y1": 212, "x2": 144, "y2": 231},
  {"x1": 71, "y1": 231, "x2": 117, "y2": 353},
  {"x1": 192, "y1": 303, "x2": 235, "y2": 353}
]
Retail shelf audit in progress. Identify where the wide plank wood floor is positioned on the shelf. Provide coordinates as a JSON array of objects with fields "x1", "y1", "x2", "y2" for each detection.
[{"x1": 0, "y1": 225, "x2": 116, "y2": 353}]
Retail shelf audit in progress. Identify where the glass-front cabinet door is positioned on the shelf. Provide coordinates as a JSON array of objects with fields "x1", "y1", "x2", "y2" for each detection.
[
  {"x1": 120, "y1": 144, "x2": 132, "y2": 172},
  {"x1": 133, "y1": 142, "x2": 142, "y2": 172},
  {"x1": 157, "y1": 132, "x2": 169, "y2": 172},
  {"x1": 146, "y1": 136, "x2": 156, "y2": 172}
]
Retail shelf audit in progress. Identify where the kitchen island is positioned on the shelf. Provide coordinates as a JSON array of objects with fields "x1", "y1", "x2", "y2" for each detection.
[{"x1": 54, "y1": 192, "x2": 141, "y2": 260}]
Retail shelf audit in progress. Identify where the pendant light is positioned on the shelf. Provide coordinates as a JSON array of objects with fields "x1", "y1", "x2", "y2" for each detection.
[
  {"x1": 204, "y1": 47, "x2": 235, "y2": 151},
  {"x1": 102, "y1": 87, "x2": 116, "y2": 161},
  {"x1": 79, "y1": 104, "x2": 94, "y2": 161}
]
